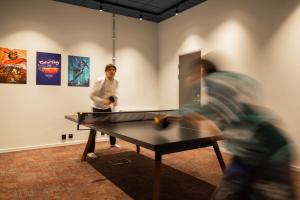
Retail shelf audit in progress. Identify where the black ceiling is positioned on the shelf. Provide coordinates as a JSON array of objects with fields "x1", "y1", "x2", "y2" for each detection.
[{"x1": 54, "y1": 0, "x2": 208, "y2": 22}]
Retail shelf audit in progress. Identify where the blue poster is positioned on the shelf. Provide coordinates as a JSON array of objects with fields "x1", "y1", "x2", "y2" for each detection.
[
  {"x1": 68, "y1": 55, "x2": 90, "y2": 87},
  {"x1": 36, "y1": 52, "x2": 61, "y2": 85}
]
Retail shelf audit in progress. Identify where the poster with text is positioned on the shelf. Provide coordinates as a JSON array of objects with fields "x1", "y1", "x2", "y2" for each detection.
[
  {"x1": 68, "y1": 55, "x2": 90, "y2": 87},
  {"x1": 36, "y1": 52, "x2": 61, "y2": 85},
  {"x1": 0, "y1": 48, "x2": 27, "y2": 84}
]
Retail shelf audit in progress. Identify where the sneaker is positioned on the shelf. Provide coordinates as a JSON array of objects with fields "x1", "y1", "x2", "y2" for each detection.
[
  {"x1": 111, "y1": 144, "x2": 121, "y2": 148},
  {"x1": 87, "y1": 152, "x2": 97, "y2": 158}
]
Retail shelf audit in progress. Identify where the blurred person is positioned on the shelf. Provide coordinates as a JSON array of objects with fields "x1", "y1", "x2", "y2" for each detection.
[{"x1": 179, "y1": 54, "x2": 295, "y2": 200}]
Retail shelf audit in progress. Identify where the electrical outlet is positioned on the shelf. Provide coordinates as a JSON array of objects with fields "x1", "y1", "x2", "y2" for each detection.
[
  {"x1": 68, "y1": 134, "x2": 73, "y2": 139},
  {"x1": 61, "y1": 134, "x2": 66, "y2": 140}
]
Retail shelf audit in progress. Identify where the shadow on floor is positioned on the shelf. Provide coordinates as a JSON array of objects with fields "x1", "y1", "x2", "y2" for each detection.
[{"x1": 88, "y1": 151, "x2": 215, "y2": 200}]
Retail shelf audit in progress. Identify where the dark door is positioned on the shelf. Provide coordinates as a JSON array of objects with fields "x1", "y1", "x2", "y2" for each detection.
[{"x1": 179, "y1": 51, "x2": 201, "y2": 108}]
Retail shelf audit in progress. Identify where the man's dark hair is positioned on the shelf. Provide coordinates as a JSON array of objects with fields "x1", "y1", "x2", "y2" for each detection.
[
  {"x1": 190, "y1": 58, "x2": 219, "y2": 75},
  {"x1": 105, "y1": 64, "x2": 117, "y2": 72},
  {"x1": 201, "y1": 59, "x2": 218, "y2": 74}
]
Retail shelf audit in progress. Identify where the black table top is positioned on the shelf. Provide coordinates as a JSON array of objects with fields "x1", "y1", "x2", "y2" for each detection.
[{"x1": 65, "y1": 115, "x2": 223, "y2": 154}]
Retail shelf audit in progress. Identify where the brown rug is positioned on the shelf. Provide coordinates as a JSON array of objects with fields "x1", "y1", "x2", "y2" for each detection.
[
  {"x1": 88, "y1": 151, "x2": 216, "y2": 200},
  {"x1": 0, "y1": 141, "x2": 299, "y2": 199}
]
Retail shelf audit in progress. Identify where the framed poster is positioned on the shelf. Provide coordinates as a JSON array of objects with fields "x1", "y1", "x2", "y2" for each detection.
[
  {"x1": 0, "y1": 47, "x2": 27, "y2": 84},
  {"x1": 36, "y1": 52, "x2": 61, "y2": 85},
  {"x1": 68, "y1": 55, "x2": 90, "y2": 87}
]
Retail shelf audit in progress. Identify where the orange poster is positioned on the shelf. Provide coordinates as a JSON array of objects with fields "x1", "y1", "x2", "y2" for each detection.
[{"x1": 0, "y1": 47, "x2": 27, "y2": 84}]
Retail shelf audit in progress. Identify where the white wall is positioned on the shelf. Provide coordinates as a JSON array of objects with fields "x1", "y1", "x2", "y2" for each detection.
[
  {"x1": 158, "y1": 0, "x2": 300, "y2": 166},
  {"x1": 0, "y1": 0, "x2": 158, "y2": 151},
  {"x1": 116, "y1": 15, "x2": 158, "y2": 110}
]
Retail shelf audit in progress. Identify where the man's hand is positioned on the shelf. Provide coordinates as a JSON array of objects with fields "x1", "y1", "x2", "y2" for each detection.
[
  {"x1": 184, "y1": 113, "x2": 221, "y2": 136},
  {"x1": 103, "y1": 98, "x2": 111, "y2": 106}
]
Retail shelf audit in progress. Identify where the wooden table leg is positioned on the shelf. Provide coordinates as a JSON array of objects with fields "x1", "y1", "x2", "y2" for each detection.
[
  {"x1": 136, "y1": 145, "x2": 140, "y2": 153},
  {"x1": 153, "y1": 152, "x2": 161, "y2": 200},
  {"x1": 81, "y1": 130, "x2": 96, "y2": 161},
  {"x1": 212, "y1": 141, "x2": 226, "y2": 172}
]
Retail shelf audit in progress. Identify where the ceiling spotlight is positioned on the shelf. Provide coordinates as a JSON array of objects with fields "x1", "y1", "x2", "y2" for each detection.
[{"x1": 99, "y1": 3, "x2": 103, "y2": 12}]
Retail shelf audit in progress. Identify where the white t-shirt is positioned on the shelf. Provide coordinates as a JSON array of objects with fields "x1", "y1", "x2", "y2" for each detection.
[{"x1": 90, "y1": 77, "x2": 119, "y2": 110}]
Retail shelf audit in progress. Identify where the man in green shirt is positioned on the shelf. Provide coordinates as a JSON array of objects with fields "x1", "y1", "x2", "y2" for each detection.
[{"x1": 182, "y1": 57, "x2": 295, "y2": 200}]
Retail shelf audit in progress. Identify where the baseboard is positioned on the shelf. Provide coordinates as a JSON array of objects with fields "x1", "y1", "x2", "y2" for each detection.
[
  {"x1": 218, "y1": 146, "x2": 232, "y2": 154},
  {"x1": 290, "y1": 165, "x2": 300, "y2": 172},
  {"x1": 0, "y1": 137, "x2": 108, "y2": 154},
  {"x1": 208, "y1": 142, "x2": 232, "y2": 155}
]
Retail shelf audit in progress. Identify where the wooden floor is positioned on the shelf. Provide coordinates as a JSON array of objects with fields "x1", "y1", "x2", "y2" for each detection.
[{"x1": 0, "y1": 140, "x2": 299, "y2": 199}]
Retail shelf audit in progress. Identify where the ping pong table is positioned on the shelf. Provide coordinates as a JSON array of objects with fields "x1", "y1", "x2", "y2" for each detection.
[{"x1": 65, "y1": 110, "x2": 226, "y2": 200}]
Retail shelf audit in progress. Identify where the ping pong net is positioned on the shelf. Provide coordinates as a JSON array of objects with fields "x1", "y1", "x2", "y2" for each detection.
[{"x1": 77, "y1": 110, "x2": 178, "y2": 126}]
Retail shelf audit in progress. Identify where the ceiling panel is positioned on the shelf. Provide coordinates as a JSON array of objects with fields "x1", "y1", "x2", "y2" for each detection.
[{"x1": 54, "y1": 0, "x2": 208, "y2": 22}]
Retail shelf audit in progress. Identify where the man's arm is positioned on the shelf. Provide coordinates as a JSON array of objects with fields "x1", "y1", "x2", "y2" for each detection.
[
  {"x1": 89, "y1": 80, "x2": 105, "y2": 107},
  {"x1": 183, "y1": 112, "x2": 223, "y2": 136},
  {"x1": 154, "y1": 112, "x2": 222, "y2": 137}
]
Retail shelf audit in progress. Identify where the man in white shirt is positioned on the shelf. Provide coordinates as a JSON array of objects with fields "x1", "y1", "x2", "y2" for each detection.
[{"x1": 88, "y1": 64, "x2": 120, "y2": 157}]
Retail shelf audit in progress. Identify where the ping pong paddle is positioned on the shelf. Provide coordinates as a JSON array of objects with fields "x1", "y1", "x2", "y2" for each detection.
[
  {"x1": 154, "y1": 116, "x2": 171, "y2": 129},
  {"x1": 108, "y1": 96, "x2": 115, "y2": 103}
]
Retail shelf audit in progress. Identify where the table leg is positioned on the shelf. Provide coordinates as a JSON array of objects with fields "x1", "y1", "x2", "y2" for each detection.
[
  {"x1": 136, "y1": 145, "x2": 140, "y2": 153},
  {"x1": 153, "y1": 152, "x2": 161, "y2": 200},
  {"x1": 81, "y1": 130, "x2": 96, "y2": 161},
  {"x1": 212, "y1": 141, "x2": 226, "y2": 172}
]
